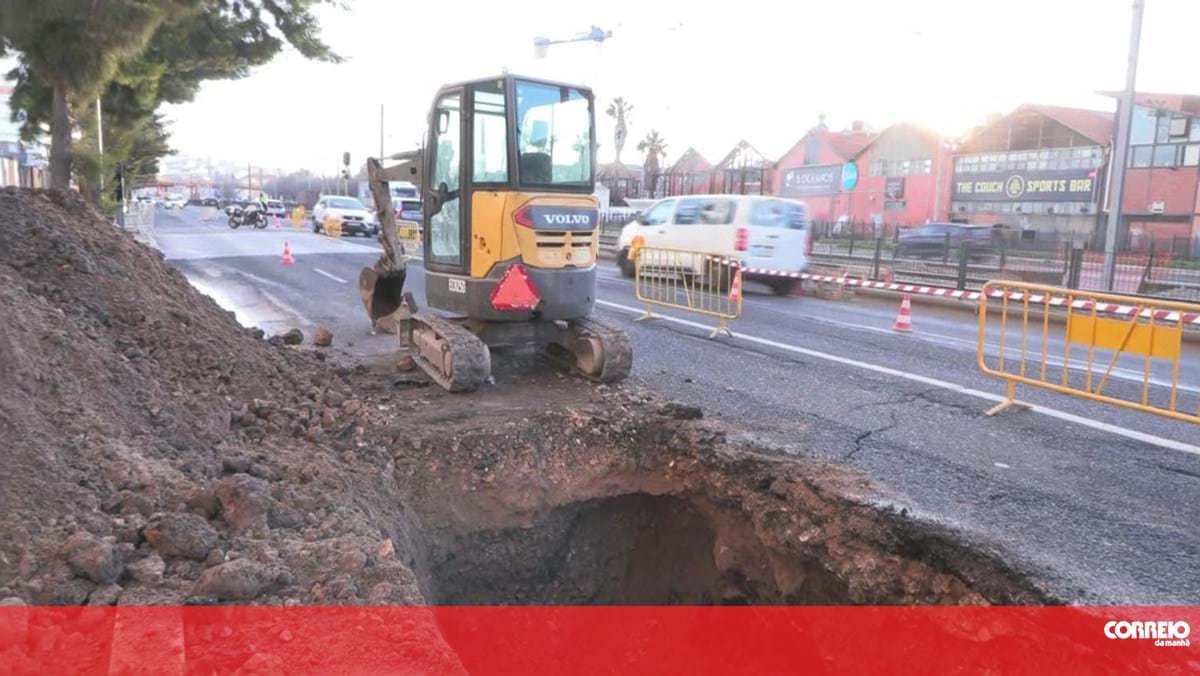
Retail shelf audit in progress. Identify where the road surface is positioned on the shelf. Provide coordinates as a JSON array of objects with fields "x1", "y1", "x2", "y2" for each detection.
[{"x1": 155, "y1": 206, "x2": 1200, "y2": 604}]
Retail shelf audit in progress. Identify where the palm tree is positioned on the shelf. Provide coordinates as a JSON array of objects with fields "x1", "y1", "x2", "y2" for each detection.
[
  {"x1": 637, "y1": 130, "x2": 667, "y2": 197},
  {"x1": 606, "y1": 97, "x2": 633, "y2": 164}
]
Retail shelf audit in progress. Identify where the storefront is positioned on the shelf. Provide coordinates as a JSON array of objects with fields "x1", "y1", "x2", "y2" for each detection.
[
  {"x1": 949, "y1": 105, "x2": 1112, "y2": 238},
  {"x1": 773, "y1": 118, "x2": 874, "y2": 221}
]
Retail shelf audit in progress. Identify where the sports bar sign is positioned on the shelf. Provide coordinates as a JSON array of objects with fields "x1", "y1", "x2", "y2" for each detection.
[{"x1": 952, "y1": 168, "x2": 1097, "y2": 202}]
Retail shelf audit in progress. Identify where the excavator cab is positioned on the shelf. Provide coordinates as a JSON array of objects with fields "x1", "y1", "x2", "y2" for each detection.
[{"x1": 361, "y1": 75, "x2": 631, "y2": 391}]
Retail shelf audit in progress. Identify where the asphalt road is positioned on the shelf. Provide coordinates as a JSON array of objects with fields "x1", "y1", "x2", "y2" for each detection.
[{"x1": 156, "y1": 206, "x2": 1200, "y2": 604}]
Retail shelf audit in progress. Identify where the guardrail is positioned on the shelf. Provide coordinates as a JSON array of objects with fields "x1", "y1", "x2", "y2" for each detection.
[
  {"x1": 634, "y1": 244, "x2": 742, "y2": 338},
  {"x1": 977, "y1": 280, "x2": 1199, "y2": 425}
]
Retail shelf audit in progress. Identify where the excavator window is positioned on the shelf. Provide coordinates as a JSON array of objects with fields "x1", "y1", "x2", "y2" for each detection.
[
  {"x1": 472, "y1": 81, "x2": 509, "y2": 183},
  {"x1": 514, "y1": 80, "x2": 592, "y2": 189},
  {"x1": 428, "y1": 92, "x2": 463, "y2": 267}
]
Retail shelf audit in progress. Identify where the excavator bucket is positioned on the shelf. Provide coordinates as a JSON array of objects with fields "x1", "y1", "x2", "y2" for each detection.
[
  {"x1": 361, "y1": 153, "x2": 421, "y2": 333},
  {"x1": 359, "y1": 265, "x2": 407, "y2": 334}
]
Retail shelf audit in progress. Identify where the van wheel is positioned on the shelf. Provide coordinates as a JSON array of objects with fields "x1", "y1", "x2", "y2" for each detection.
[
  {"x1": 312, "y1": 219, "x2": 321, "y2": 234},
  {"x1": 616, "y1": 248, "x2": 635, "y2": 277},
  {"x1": 768, "y1": 278, "x2": 798, "y2": 296}
]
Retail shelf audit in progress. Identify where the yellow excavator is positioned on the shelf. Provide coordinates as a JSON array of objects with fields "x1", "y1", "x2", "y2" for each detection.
[{"x1": 359, "y1": 74, "x2": 632, "y2": 392}]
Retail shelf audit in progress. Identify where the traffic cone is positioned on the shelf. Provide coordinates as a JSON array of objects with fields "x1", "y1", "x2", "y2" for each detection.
[
  {"x1": 728, "y1": 271, "x2": 742, "y2": 303},
  {"x1": 282, "y1": 240, "x2": 295, "y2": 266},
  {"x1": 273, "y1": 214, "x2": 281, "y2": 229},
  {"x1": 893, "y1": 293, "x2": 913, "y2": 333}
]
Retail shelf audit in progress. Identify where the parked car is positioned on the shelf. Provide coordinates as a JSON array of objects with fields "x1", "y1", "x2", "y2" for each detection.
[
  {"x1": 164, "y1": 195, "x2": 188, "y2": 210},
  {"x1": 895, "y1": 223, "x2": 998, "y2": 259},
  {"x1": 312, "y1": 195, "x2": 379, "y2": 236},
  {"x1": 616, "y1": 194, "x2": 811, "y2": 295},
  {"x1": 264, "y1": 199, "x2": 288, "y2": 220},
  {"x1": 395, "y1": 198, "x2": 423, "y2": 223}
]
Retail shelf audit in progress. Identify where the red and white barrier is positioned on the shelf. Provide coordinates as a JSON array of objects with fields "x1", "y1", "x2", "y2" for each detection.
[{"x1": 701, "y1": 256, "x2": 1200, "y2": 327}]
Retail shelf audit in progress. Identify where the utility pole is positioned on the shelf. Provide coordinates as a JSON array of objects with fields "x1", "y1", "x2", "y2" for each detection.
[{"x1": 1102, "y1": 0, "x2": 1144, "y2": 291}]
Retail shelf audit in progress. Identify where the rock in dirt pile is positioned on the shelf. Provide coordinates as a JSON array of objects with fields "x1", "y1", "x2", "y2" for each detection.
[{"x1": 0, "y1": 188, "x2": 1049, "y2": 610}]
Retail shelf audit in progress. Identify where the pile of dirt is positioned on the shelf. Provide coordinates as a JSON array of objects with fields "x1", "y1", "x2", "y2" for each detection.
[
  {"x1": 0, "y1": 189, "x2": 422, "y2": 606},
  {"x1": 0, "y1": 188, "x2": 1048, "y2": 618}
]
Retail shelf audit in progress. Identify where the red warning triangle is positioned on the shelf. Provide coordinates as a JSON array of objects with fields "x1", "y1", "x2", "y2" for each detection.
[{"x1": 490, "y1": 264, "x2": 541, "y2": 312}]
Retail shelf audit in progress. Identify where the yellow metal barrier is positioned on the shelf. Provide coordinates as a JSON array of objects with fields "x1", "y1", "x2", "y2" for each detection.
[
  {"x1": 323, "y1": 215, "x2": 343, "y2": 238},
  {"x1": 634, "y1": 245, "x2": 743, "y2": 338},
  {"x1": 396, "y1": 219, "x2": 422, "y2": 248},
  {"x1": 290, "y1": 207, "x2": 306, "y2": 228},
  {"x1": 977, "y1": 280, "x2": 1199, "y2": 425}
]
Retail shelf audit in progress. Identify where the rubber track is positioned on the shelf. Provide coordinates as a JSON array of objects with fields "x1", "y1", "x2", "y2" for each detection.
[{"x1": 408, "y1": 313, "x2": 491, "y2": 392}]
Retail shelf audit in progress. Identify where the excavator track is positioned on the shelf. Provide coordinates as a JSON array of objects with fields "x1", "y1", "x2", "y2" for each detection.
[
  {"x1": 406, "y1": 312, "x2": 492, "y2": 393},
  {"x1": 544, "y1": 316, "x2": 633, "y2": 383}
]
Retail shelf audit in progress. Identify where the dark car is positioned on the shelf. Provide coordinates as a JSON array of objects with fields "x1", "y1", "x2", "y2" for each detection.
[{"x1": 896, "y1": 223, "x2": 997, "y2": 259}]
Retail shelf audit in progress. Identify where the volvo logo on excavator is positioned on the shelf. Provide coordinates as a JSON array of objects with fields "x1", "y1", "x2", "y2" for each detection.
[
  {"x1": 546, "y1": 214, "x2": 591, "y2": 226},
  {"x1": 516, "y1": 205, "x2": 598, "y2": 231}
]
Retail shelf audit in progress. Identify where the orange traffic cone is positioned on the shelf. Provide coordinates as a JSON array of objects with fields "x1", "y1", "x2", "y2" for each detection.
[
  {"x1": 728, "y1": 272, "x2": 742, "y2": 303},
  {"x1": 282, "y1": 240, "x2": 295, "y2": 266},
  {"x1": 893, "y1": 293, "x2": 913, "y2": 333},
  {"x1": 273, "y1": 214, "x2": 282, "y2": 229}
]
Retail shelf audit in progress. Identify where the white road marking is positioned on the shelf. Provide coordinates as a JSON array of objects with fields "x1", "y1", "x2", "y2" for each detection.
[
  {"x1": 596, "y1": 299, "x2": 1200, "y2": 457},
  {"x1": 313, "y1": 268, "x2": 348, "y2": 284},
  {"x1": 741, "y1": 300, "x2": 1200, "y2": 395}
]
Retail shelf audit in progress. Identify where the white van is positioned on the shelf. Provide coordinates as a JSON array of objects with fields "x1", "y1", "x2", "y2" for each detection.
[{"x1": 615, "y1": 194, "x2": 812, "y2": 295}]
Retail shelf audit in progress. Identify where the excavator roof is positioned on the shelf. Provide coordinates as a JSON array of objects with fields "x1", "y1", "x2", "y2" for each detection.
[{"x1": 436, "y1": 74, "x2": 593, "y2": 96}]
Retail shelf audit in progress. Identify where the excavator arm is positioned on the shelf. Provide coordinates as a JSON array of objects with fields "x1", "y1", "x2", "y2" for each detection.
[{"x1": 360, "y1": 152, "x2": 423, "y2": 329}]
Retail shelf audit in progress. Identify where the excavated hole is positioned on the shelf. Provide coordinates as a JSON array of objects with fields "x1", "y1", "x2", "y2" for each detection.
[
  {"x1": 427, "y1": 493, "x2": 854, "y2": 605},
  {"x1": 393, "y1": 416, "x2": 1045, "y2": 607}
]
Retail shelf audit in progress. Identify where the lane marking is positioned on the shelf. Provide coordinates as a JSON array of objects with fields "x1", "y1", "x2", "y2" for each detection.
[
  {"x1": 596, "y1": 299, "x2": 1200, "y2": 457},
  {"x1": 313, "y1": 268, "x2": 348, "y2": 284}
]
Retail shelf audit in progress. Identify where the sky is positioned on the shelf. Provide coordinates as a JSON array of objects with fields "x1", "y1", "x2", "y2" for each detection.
[{"x1": 143, "y1": 0, "x2": 1200, "y2": 174}]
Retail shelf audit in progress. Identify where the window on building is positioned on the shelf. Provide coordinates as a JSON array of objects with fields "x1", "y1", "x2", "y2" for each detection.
[
  {"x1": 1191, "y1": 123, "x2": 1200, "y2": 142},
  {"x1": 1153, "y1": 144, "x2": 1177, "y2": 167},
  {"x1": 1132, "y1": 146, "x2": 1153, "y2": 168},
  {"x1": 1155, "y1": 114, "x2": 1172, "y2": 143},
  {"x1": 1184, "y1": 144, "x2": 1200, "y2": 167},
  {"x1": 1169, "y1": 116, "x2": 1189, "y2": 139},
  {"x1": 1130, "y1": 106, "x2": 1157, "y2": 145}
]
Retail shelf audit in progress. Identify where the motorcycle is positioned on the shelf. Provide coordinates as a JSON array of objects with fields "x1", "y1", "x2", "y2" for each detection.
[{"x1": 227, "y1": 203, "x2": 269, "y2": 229}]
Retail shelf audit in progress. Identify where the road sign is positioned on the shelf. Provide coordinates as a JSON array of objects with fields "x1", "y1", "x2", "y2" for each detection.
[{"x1": 841, "y1": 162, "x2": 859, "y2": 191}]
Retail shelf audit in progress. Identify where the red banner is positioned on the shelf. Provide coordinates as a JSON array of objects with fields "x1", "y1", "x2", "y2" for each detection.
[{"x1": 1, "y1": 606, "x2": 1196, "y2": 674}]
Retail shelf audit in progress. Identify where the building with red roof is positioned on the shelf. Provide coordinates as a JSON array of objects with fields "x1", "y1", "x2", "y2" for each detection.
[
  {"x1": 948, "y1": 104, "x2": 1113, "y2": 238},
  {"x1": 772, "y1": 116, "x2": 875, "y2": 221}
]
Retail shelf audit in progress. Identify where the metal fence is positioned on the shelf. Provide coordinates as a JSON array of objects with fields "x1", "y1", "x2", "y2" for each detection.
[
  {"x1": 977, "y1": 280, "x2": 1199, "y2": 425},
  {"x1": 634, "y1": 245, "x2": 743, "y2": 338},
  {"x1": 809, "y1": 224, "x2": 1200, "y2": 302}
]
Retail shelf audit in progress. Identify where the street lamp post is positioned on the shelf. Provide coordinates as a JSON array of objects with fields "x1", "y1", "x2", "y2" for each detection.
[{"x1": 1102, "y1": 0, "x2": 1145, "y2": 291}]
